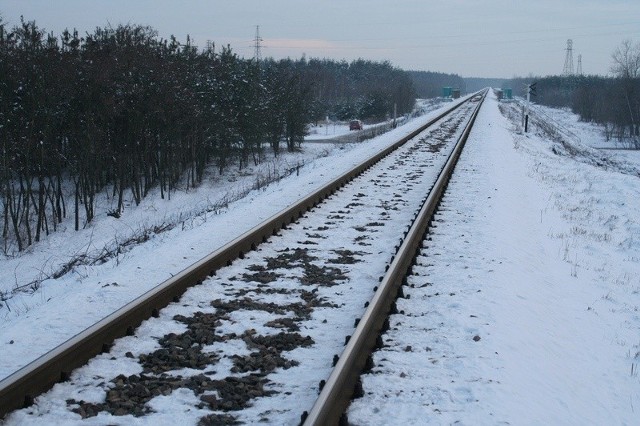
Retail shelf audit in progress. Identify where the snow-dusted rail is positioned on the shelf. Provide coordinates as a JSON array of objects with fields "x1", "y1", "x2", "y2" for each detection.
[
  {"x1": 0, "y1": 93, "x2": 482, "y2": 419},
  {"x1": 303, "y1": 89, "x2": 487, "y2": 425}
]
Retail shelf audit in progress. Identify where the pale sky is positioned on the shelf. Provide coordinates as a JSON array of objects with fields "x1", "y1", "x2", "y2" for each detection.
[{"x1": 2, "y1": 0, "x2": 639, "y2": 78}]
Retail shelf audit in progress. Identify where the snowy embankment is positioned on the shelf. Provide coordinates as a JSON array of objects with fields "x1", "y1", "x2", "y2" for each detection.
[
  {"x1": 3, "y1": 102, "x2": 475, "y2": 425},
  {"x1": 348, "y1": 93, "x2": 640, "y2": 424},
  {"x1": 0, "y1": 97, "x2": 456, "y2": 381}
]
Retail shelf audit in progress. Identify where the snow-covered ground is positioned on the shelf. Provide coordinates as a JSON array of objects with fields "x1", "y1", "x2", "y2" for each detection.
[
  {"x1": 1, "y1": 91, "x2": 639, "y2": 424},
  {"x1": 305, "y1": 121, "x2": 354, "y2": 140},
  {"x1": 3, "y1": 99, "x2": 478, "y2": 425},
  {"x1": 349, "y1": 94, "x2": 640, "y2": 424},
  {"x1": 0, "y1": 97, "x2": 458, "y2": 381}
]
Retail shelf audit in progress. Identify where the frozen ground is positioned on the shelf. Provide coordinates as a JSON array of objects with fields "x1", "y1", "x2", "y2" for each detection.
[
  {"x1": 1, "y1": 92, "x2": 639, "y2": 424},
  {"x1": 3, "y1": 100, "x2": 477, "y2": 425},
  {"x1": 349, "y1": 93, "x2": 640, "y2": 424},
  {"x1": 0, "y1": 97, "x2": 457, "y2": 381}
]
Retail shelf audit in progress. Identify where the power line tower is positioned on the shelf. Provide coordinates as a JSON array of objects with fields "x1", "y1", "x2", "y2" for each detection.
[
  {"x1": 253, "y1": 25, "x2": 263, "y2": 63},
  {"x1": 206, "y1": 40, "x2": 215, "y2": 55},
  {"x1": 563, "y1": 39, "x2": 574, "y2": 76},
  {"x1": 576, "y1": 54, "x2": 583, "y2": 75}
]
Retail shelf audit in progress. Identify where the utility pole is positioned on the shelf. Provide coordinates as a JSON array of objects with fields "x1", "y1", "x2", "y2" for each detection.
[
  {"x1": 524, "y1": 82, "x2": 537, "y2": 133},
  {"x1": 393, "y1": 103, "x2": 397, "y2": 128},
  {"x1": 253, "y1": 25, "x2": 263, "y2": 64},
  {"x1": 577, "y1": 54, "x2": 583, "y2": 75},
  {"x1": 206, "y1": 40, "x2": 215, "y2": 56},
  {"x1": 563, "y1": 39, "x2": 574, "y2": 76}
]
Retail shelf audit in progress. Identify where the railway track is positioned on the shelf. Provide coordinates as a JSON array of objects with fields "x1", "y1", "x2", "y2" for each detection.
[
  {"x1": 302, "y1": 90, "x2": 486, "y2": 425},
  {"x1": 1, "y1": 90, "x2": 487, "y2": 424}
]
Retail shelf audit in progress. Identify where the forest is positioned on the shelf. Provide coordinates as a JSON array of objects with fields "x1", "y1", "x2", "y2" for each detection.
[
  {"x1": 506, "y1": 75, "x2": 640, "y2": 144},
  {"x1": 0, "y1": 18, "x2": 418, "y2": 253},
  {"x1": 407, "y1": 70, "x2": 466, "y2": 98},
  {"x1": 504, "y1": 40, "x2": 640, "y2": 144},
  {"x1": 304, "y1": 58, "x2": 417, "y2": 122},
  {"x1": 6, "y1": 14, "x2": 634, "y2": 256}
]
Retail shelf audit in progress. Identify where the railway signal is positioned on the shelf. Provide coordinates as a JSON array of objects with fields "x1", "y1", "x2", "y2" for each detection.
[
  {"x1": 528, "y1": 82, "x2": 537, "y2": 97},
  {"x1": 524, "y1": 82, "x2": 537, "y2": 133}
]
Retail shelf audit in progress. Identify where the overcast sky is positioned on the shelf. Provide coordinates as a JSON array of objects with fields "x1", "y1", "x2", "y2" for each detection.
[{"x1": 2, "y1": 1, "x2": 639, "y2": 78}]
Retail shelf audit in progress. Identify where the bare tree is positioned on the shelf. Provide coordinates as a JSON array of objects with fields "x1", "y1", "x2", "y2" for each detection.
[
  {"x1": 611, "y1": 40, "x2": 640, "y2": 143},
  {"x1": 611, "y1": 39, "x2": 640, "y2": 79}
]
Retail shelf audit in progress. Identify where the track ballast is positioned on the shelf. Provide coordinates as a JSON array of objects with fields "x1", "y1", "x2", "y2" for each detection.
[{"x1": 1, "y1": 91, "x2": 487, "y2": 425}]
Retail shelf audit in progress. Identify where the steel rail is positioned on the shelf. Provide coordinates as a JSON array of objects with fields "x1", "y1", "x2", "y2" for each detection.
[
  {"x1": 0, "y1": 94, "x2": 479, "y2": 418},
  {"x1": 302, "y1": 89, "x2": 488, "y2": 426}
]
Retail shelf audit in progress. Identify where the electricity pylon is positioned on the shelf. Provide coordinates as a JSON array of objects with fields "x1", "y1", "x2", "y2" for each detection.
[{"x1": 563, "y1": 39, "x2": 574, "y2": 76}]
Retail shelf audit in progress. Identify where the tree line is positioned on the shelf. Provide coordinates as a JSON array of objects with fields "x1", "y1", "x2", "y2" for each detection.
[
  {"x1": 0, "y1": 18, "x2": 419, "y2": 253},
  {"x1": 303, "y1": 58, "x2": 416, "y2": 122},
  {"x1": 505, "y1": 40, "x2": 640, "y2": 145},
  {"x1": 407, "y1": 70, "x2": 466, "y2": 98}
]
